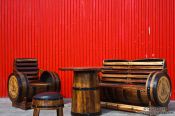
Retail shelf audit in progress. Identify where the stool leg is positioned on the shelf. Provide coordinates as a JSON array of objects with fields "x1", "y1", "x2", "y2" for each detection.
[
  {"x1": 33, "y1": 108, "x2": 40, "y2": 116},
  {"x1": 57, "y1": 107, "x2": 63, "y2": 116}
]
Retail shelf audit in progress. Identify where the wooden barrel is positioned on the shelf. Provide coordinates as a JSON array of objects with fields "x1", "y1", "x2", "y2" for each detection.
[
  {"x1": 100, "y1": 72, "x2": 171, "y2": 107},
  {"x1": 40, "y1": 71, "x2": 61, "y2": 92},
  {"x1": 8, "y1": 71, "x2": 61, "y2": 103},
  {"x1": 8, "y1": 72, "x2": 29, "y2": 102},
  {"x1": 146, "y1": 72, "x2": 171, "y2": 106},
  {"x1": 72, "y1": 71, "x2": 101, "y2": 116}
]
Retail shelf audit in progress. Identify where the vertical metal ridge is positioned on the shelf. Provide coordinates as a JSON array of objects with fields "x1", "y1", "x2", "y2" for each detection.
[{"x1": 0, "y1": 0, "x2": 175, "y2": 99}]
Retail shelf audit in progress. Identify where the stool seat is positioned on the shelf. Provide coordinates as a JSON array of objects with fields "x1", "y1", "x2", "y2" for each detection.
[
  {"x1": 32, "y1": 92, "x2": 64, "y2": 116},
  {"x1": 33, "y1": 92, "x2": 63, "y2": 100}
]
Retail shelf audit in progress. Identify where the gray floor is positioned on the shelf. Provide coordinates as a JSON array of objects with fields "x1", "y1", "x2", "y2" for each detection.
[{"x1": 0, "y1": 98, "x2": 175, "y2": 116}]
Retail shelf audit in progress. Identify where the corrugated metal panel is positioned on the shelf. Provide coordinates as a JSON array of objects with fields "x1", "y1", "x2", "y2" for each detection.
[{"x1": 0, "y1": 0, "x2": 174, "y2": 99}]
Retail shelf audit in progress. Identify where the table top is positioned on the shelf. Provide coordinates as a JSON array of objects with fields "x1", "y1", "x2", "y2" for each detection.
[{"x1": 59, "y1": 67, "x2": 112, "y2": 71}]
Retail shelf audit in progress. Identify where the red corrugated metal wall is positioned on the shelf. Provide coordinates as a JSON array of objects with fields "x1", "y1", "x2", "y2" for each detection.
[{"x1": 0, "y1": 0, "x2": 175, "y2": 99}]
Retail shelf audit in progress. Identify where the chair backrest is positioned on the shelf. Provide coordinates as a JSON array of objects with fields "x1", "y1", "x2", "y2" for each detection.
[
  {"x1": 101, "y1": 58, "x2": 166, "y2": 85},
  {"x1": 13, "y1": 58, "x2": 39, "y2": 81}
]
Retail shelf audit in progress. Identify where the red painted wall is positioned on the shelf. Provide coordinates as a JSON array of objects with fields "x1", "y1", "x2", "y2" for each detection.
[{"x1": 0, "y1": 0, "x2": 175, "y2": 99}]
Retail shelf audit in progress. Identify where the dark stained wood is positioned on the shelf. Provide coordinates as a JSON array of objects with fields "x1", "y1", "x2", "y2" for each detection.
[
  {"x1": 100, "y1": 58, "x2": 171, "y2": 112},
  {"x1": 101, "y1": 78, "x2": 147, "y2": 83},
  {"x1": 8, "y1": 58, "x2": 61, "y2": 110},
  {"x1": 72, "y1": 70, "x2": 101, "y2": 115},
  {"x1": 101, "y1": 59, "x2": 166, "y2": 84},
  {"x1": 33, "y1": 108, "x2": 40, "y2": 116},
  {"x1": 32, "y1": 98, "x2": 64, "y2": 116},
  {"x1": 146, "y1": 72, "x2": 172, "y2": 107},
  {"x1": 12, "y1": 98, "x2": 32, "y2": 110},
  {"x1": 102, "y1": 74, "x2": 148, "y2": 78},
  {"x1": 101, "y1": 102, "x2": 166, "y2": 113},
  {"x1": 57, "y1": 108, "x2": 63, "y2": 116},
  {"x1": 60, "y1": 67, "x2": 101, "y2": 116},
  {"x1": 100, "y1": 83, "x2": 145, "y2": 88}
]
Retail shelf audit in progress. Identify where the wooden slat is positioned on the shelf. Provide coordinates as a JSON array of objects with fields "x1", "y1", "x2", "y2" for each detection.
[
  {"x1": 15, "y1": 59, "x2": 37, "y2": 62},
  {"x1": 129, "y1": 70, "x2": 160, "y2": 74},
  {"x1": 22, "y1": 71, "x2": 38, "y2": 75},
  {"x1": 29, "y1": 80, "x2": 40, "y2": 83},
  {"x1": 101, "y1": 78, "x2": 146, "y2": 83},
  {"x1": 129, "y1": 62, "x2": 164, "y2": 65},
  {"x1": 17, "y1": 69, "x2": 38, "y2": 72},
  {"x1": 102, "y1": 70, "x2": 128, "y2": 74},
  {"x1": 102, "y1": 74, "x2": 148, "y2": 78},
  {"x1": 30, "y1": 82, "x2": 50, "y2": 86},
  {"x1": 27, "y1": 76, "x2": 38, "y2": 81},
  {"x1": 104, "y1": 62, "x2": 129, "y2": 66},
  {"x1": 99, "y1": 83, "x2": 145, "y2": 89},
  {"x1": 103, "y1": 61, "x2": 164, "y2": 66},
  {"x1": 109, "y1": 65, "x2": 163, "y2": 69},
  {"x1": 103, "y1": 66, "x2": 129, "y2": 69},
  {"x1": 101, "y1": 102, "x2": 150, "y2": 112},
  {"x1": 16, "y1": 67, "x2": 38, "y2": 70},
  {"x1": 133, "y1": 59, "x2": 164, "y2": 62},
  {"x1": 102, "y1": 70, "x2": 160, "y2": 74},
  {"x1": 16, "y1": 63, "x2": 38, "y2": 66}
]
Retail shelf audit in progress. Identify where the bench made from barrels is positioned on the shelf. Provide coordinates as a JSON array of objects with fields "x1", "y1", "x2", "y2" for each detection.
[
  {"x1": 8, "y1": 58, "x2": 61, "y2": 110},
  {"x1": 99, "y1": 58, "x2": 172, "y2": 113}
]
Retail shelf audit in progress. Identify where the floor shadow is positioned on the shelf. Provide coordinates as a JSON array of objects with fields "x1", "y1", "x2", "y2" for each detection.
[{"x1": 168, "y1": 101, "x2": 175, "y2": 112}]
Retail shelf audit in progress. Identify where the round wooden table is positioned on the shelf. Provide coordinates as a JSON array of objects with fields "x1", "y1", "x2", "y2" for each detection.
[{"x1": 59, "y1": 67, "x2": 103, "y2": 116}]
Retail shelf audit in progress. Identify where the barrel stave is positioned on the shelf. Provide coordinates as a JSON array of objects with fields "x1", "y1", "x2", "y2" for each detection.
[
  {"x1": 72, "y1": 71, "x2": 101, "y2": 115},
  {"x1": 100, "y1": 85, "x2": 149, "y2": 106}
]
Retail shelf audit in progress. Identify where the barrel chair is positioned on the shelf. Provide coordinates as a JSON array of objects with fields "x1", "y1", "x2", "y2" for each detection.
[
  {"x1": 8, "y1": 58, "x2": 61, "y2": 110},
  {"x1": 100, "y1": 58, "x2": 172, "y2": 113}
]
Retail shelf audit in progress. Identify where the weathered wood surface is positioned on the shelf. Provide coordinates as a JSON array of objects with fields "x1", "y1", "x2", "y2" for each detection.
[
  {"x1": 72, "y1": 70, "x2": 101, "y2": 115},
  {"x1": 100, "y1": 58, "x2": 171, "y2": 112},
  {"x1": 32, "y1": 98, "x2": 64, "y2": 116},
  {"x1": 8, "y1": 58, "x2": 61, "y2": 110},
  {"x1": 60, "y1": 67, "x2": 101, "y2": 115}
]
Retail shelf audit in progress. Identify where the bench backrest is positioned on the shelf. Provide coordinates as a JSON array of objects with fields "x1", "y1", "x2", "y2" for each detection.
[
  {"x1": 13, "y1": 58, "x2": 39, "y2": 81},
  {"x1": 101, "y1": 58, "x2": 166, "y2": 85}
]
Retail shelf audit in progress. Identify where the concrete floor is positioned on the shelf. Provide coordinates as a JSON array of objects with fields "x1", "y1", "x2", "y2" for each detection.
[{"x1": 0, "y1": 98, "x2": 175, "y2": 116}]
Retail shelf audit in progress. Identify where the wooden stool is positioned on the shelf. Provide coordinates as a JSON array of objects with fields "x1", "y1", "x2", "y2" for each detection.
[{"x1": 32, "y1": 92, "x2": 64, "y2": 116}]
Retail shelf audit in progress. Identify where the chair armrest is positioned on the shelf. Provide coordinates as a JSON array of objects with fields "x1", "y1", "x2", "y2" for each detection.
[{"x1": 160, "y1": 68, "x2": 168, "y2": 73}]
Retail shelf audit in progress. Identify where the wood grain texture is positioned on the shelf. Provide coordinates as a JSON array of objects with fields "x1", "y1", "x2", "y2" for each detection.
[
  {"x1": 32, "y1": 99, "x2": 64, "y2": 116},
  {"x1": 100, "y1": 59, "x2": 172, "y2": 108},
  {"x1": 8, "y1": 59, "x2": 61, "y2": 110},
  {"x1": 71, "y1": 71, "x2": 101, "y2": 115},
  {"x1": 101, "y1": 59, "x2": 165, "y2": 84}
]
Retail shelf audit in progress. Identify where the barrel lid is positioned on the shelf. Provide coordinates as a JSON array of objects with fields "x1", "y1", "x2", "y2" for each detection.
[{"x1": 146, "y1": 72, "x2": 171, "y2": 107}]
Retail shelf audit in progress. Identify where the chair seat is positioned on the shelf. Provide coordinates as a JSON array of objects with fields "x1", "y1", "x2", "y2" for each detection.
[
  {"x1": 32, "y1": 92, "x2": 64, "y2": 116},
  {"x1": 33, "y1": 92, "x2": 63, "y2": 100}
]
